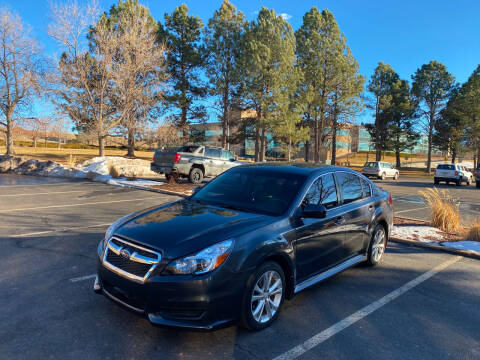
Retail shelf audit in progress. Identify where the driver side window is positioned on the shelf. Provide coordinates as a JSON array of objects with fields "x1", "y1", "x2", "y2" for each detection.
[{"x1": 304, "y1": 173, "x2": 338, "y2": 209}]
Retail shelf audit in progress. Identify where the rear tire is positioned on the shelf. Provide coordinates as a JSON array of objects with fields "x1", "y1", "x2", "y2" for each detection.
[
  {"x1": 241, "y1": 261, "x2": 285, "y2": 331},
  {"x1": 189, "y1": 167, "x2": 204, "y2": 184},
  {"x1": 476, "y1": 181, "x2": 480, "y2": 189},
  {"x1": 394, "y1": 172, "x2": 399, "y2": 180},
  {"x1": 380, "y1": 172, "x2": 386, "y2": 180},
  {"x1": 456, "y1": 178, "x2": 461, "y2": 186},
  {"x1": 434, "y1": 178, "x2": 439, "y2": 185},
  {"x1": 366, "y1": 225, "x2": 386, "y2": 266}
]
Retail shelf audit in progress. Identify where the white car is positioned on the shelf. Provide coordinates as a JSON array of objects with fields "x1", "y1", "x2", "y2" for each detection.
[
  {"x1": 434, "y1": 164, "x2": 474, "y2": 186},
  {"x1": 362, "y1": 161, "x2": 399, "y2": 180}
]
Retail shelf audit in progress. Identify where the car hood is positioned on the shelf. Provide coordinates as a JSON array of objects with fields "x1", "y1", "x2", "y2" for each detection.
[{"x1": 112, "y1": 199, "x2": 273, "y2": 259}]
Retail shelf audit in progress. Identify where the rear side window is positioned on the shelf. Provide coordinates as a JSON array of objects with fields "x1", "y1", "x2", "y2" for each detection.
[
  {"x1": 336, "y1": 172, "x2": 363, "y2": 204},
  {"x1": 364, "y1": 162, "x2": 378, "y2": 168},
  {"x1": 206, "y1": 147, "x2": 221, "y2": 158},
  {"x1": 361, "y1": 178, "x2": 372, "y2": 198},
  {"x1": 304, "y1": 173, "x2": 338, "y2": 209},
  {"x1": 222, "y1": 150, "x2": 234, "y2": 160},
  {"x1": 179, "y1": 145, "x2": 200, "y2": 153}
]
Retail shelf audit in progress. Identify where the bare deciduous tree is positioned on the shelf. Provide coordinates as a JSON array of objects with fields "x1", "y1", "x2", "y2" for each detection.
[
  {"x1": 0, "y1": 7, "x2": 45, "y2": 155},
  {"x1": 106, "y1": 4, "x2": 168, "y2": 157},
  {"x1": 49, "y1": 0, "x2": 123, "y2": 157}
]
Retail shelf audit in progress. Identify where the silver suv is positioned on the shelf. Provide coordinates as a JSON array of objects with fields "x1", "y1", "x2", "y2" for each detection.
[
  {"x1": 434, "y1": 164, "x2": 473, "y2": 186},
  {"x1": 362, "y1": 161, "x2": 399, "y2": 180}
]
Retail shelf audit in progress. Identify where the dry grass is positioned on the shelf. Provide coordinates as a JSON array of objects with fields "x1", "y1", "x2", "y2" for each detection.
[
  {"x1": 419, "y1": 188, "x2": 461, "y2": 233},
  {"x1": 0, "y1": 146, "x2": 154, "y2": 165},
  {"x1": 465, "y1": 220, "x2": 480, "y2": 242},
  {"x1": 67, "y1": 154, "x2": 77, "y2": 168}
]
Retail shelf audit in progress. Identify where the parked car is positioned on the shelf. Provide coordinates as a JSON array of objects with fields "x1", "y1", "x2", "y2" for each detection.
[
  {"x1": 474, "y1": 166, "x2": 480, "y2": 188},
  {"x1": 362, "y1": 161, "x2": 399, "y2": 180},
  {"x1": 434, "y1": 164, "x2": 474, "y2": 186},
  {"x1": 151, "y1": 145, "x2": 241, "y2": 184},
  {"x1": 94, "y1": 164, "x2": 393, "y2": 330}
]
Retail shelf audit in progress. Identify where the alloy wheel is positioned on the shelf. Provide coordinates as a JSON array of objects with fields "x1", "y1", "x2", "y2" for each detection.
[
  {"x1": 250, "y1": 270, "x2": 283, "y2": 323},
  {"x1": 372, "y1": 229, "x2": 385, "y2": 262}
]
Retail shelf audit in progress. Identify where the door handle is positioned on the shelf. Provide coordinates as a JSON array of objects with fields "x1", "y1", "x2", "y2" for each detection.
[
  {"x1": 335, "y1": 216, "x2": 346, "y2": 225},
  {"x1": 368, "y1": 205, "x2": 375, "y2": 212}
]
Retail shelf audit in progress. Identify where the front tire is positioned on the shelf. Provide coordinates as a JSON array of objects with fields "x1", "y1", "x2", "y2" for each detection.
[
  {"x1": 241, "y1": 261, "x2": 285, "y2": 331},
  {"x1": 380, "y1": 172, "x2": 386, "y2": 180},
  {"x1": 189, "y1": 167, "x2": 204, "y2": 184},
  {"x1": 366, "y1": 225, "x2": 386, "y2": 266},
  {"x1": 394, "y1": 172, "x2": 399, "y2": 180}
]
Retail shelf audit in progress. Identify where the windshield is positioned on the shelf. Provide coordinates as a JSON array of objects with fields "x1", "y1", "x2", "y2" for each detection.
[{"x1": 191, "y1": 167, "x2": 307, "y2": 216}]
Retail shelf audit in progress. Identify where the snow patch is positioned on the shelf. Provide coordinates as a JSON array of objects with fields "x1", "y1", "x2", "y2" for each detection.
[
  {"x1": 442, "y1": 241, "x2": 480, "y2": 253},
  {"x1": 392, "y1": 225, "x2": 444, "y2": 242}
]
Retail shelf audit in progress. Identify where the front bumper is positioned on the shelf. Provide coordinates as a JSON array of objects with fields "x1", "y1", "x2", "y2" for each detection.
[{"x1": 95, "y1": 254, "x2": 249, "y2": 330}]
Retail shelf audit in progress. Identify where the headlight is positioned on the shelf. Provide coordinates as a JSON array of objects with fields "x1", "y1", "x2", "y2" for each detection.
[{"x1": 163, "y1": 240, "x2": 234, "y2": 275}]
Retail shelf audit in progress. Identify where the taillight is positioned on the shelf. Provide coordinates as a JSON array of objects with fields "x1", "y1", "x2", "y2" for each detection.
[
  {"x1": 376, "y1": 169, "x2": 380, "y2": 173},
  {"x1": 475, "y1": 170, "x2": 478, "y2": 176},
  {"x1": 388, "y1": 194, "x2": 393, "y2": 205},
  {"x1": 174, "y1": 153, "x2": 181, "y2": 163},
  {"x1": 455, "y1": 171, "x2": 458, "y2": 176}
]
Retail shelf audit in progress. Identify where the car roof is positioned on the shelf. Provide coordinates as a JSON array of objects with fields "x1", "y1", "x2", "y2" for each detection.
[{"x1": 237, "y1": 162, "x2": 357, "y2": 176}]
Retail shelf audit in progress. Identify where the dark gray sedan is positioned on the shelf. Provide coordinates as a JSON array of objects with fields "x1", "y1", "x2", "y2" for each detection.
[{"x1": 95, "y1": 163, "x2": 394, "y2": 330}]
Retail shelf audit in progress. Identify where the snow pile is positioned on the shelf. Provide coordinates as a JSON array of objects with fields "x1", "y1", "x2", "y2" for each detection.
[
  {"x1": 442, "y1": 241, "x2": 480, "y2": 253},
  {"x1": 392, "y1": 224, "x2": 480, "y2": 254},
  {"x1": 392, "y1": 225, "x2": 444, "y2": 242},
  {"x1": 0, "y1": 155, "x2": 163, "y2": 188}
]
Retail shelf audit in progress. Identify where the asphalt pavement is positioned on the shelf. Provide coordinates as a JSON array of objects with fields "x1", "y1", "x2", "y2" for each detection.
[{"x1": 0, "y1": 174, "x2": 479, "y2": 359}]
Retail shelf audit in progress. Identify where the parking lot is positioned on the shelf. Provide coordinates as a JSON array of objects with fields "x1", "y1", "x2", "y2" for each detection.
[{"x1": 1, "y1": 175, "x2": 479, "y2": 359}]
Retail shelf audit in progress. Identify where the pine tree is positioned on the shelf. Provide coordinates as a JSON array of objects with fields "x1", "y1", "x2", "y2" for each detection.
[
  {"x1": 241, "y1": 7, "x2": 296, "y2": 161},
  {"x1": 366, "y1": 62, "x2": 399, "y2": 161},
  {"x1": 295, "y1": 8, "x2": 347, "y2": 163},
  {"x1": 205, "y1": 0, "x2": 246, "y2": 149},
  {"x1": 159, "y1": 4, "x2": 207, "y2": 143},
  {"x1": 412, "y1": 61, "x2": 455, "y2": 172}
]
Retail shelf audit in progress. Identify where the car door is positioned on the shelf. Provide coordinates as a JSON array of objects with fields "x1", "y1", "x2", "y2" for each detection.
[
  {"x1": 205, "y1": 147, "x2": 223, "y2": 176},
  {"x1": 294, "y1": 173, "x2": 346, "y2": 282},
  {"x1": 335, "y1": 172, "x2": 371, "y2": 258},
  {"x1": 221, "y1": 150, "x2": 236, "y2": 172}
]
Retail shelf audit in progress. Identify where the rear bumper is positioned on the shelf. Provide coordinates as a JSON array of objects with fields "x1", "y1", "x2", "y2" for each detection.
[
  {"x1": 434, "y1": 176, "x2": 461, "y2": 182},
  {"x1": 95, "y1": 256, "x2": 249, "y2": 330},
  {"x1": 150, "y1": 163, "x2": 173, "y2": 175}
]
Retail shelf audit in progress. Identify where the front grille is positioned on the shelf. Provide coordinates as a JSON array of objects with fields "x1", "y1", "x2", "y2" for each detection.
[
  {"x1": 103, "y1": 237, "x2": 161, "y2": 283},
  {"x1": 106, "y1": 251, "x2": 152, "y2": 277}
]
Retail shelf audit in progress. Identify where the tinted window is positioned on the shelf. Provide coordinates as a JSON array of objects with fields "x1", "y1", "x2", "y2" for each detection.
[
  {"x1": 206, "y1": 147, "x2": 221, "y2": 158},
  {"x1": 222, "y1": 150, "x2": 234, "y2": 160},
  {"x1": 178, "y1": 145, "x2": 200, "y2": 153},
  {"x1": 336, "y1": 172, "x2": 363, "y2": 204},
  {"x1": 361, "y1": 178, "x2": 371, "y2": 197},
  {"x1": 437, "y1": 164, "x2": 454, "y2": 170},
  {"x1": 364, "y1": 162, "x2": 378, "y2": 168},
  {"x1": 304, "y1": 173, "x2": 338, "y2": 209},
  {"x1": 192, "y1": 168, "x2": 307, "y2": 216}
]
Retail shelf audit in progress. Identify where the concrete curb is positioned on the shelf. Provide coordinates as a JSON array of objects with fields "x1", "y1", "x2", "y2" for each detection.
[
  {"x1": 390, "y1": 236, "x2": 480, "y2": 260},
  {"x1": 115, "y1": 182, "x2": 188, "y2": 198}
]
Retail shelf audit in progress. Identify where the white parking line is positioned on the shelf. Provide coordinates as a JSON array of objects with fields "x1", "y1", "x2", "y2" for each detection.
[
  {"x1": 395, "y1": 206, "x2": 429, "y2": 214},
  {"x1": 69, "y1": 274, "x2": 97, "y2": 282},
  {"x1": 272, "y1": 256, "x2": 462, "y2": 360},
  {"x1": 9, "y1": 223, "x2": 112, "y2": 238},
  {"x1": 0, "y1": 190, "x2": 85, "y2": 197},
  {"x1": 0, "y1": 197, "x2": 156, "y2": 213}
]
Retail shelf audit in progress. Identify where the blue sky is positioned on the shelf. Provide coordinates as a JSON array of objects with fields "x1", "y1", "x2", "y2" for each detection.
[{"x1": 2, "y1": 0, "x2": 480, "y2": 125}]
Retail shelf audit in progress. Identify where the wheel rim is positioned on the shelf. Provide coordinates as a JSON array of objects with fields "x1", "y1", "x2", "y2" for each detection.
[
  {"x1": 193, "y1": 171, "x2": 200, "y2": 181},
  {"x1": 251, "y1": 270, "x2": 282, "y2": 323},
  {"x1": 372, "y1": 229, "x2": 385, "y2": 262}
]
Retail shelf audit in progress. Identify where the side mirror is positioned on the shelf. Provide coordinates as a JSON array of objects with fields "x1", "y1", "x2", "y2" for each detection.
[
  {"x1": 302, "y1": 204, "x2": 327, "y2": 218},
  {"x1": 230, "y1": 158, "x2": 236, "y2": 162}
]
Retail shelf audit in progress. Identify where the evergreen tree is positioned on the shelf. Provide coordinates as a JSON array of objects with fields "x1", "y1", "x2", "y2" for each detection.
[
  {"x1": 366, "y1": 62, "x2": 399, "y2": 161},
  {"x1": 412, "y1": 60, "x2": 455, "y2": 172},
  {"x1": 386, "y1": 79, "x2": 419, "y2": 167},
  {"x1": 159, "y1": 4, "x2": 207, "y2": 143},
  {"x1": 241, "y1": 7, "x2": 296, "y2": 161},
  {"x1": 295, "y1": 8, "x2": 346, "y2": 163},
  {"x1": 205, "y1": 0, "x2": 246, "y2": 149}
]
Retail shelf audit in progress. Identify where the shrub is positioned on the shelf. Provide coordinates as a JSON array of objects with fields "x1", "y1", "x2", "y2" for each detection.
[
  {"x1": 465, "y1": 220, "x2": 480, "y2": 242},
  {"x1": 109, "y1": 165, "x2": 121, "y2": 178},
  {"x1": 419, "y1": 188, "x2": 460, "y2": 233}
]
